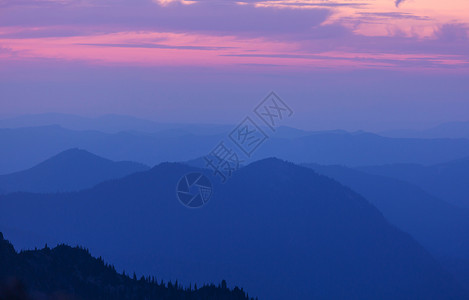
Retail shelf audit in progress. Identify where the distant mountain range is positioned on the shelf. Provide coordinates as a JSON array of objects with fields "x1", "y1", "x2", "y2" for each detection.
[
  {"x1": 381, "y1": 121, "x2": 469, "y2": 139},
  {"x1": 0, "y1": 113, "x2": 235, "y2": 135},
  {"x1": 2, "y1": 125, "x2": 469, "y2": 174},
  {"x1": 0, "y1": 159, "x2": 466, "y2": 299},
  {"x1": 0, "y1": 148, "x2": 149, "y2": 194},
  {"x1": 357, "y1": 157, "x2": 469, "y2": 209},
  {"x1": 2, "y1": 113, "x2": 469, "y2": 139},
  {"x1": 256, "y1": 130, "x2": 469, "y2": 166},
  {"x1": 0, "y1": 232, "x2": 253, "y2": 300},
  {"x1": 0, "y1": 125, "x2": 223, "y2": 174}
]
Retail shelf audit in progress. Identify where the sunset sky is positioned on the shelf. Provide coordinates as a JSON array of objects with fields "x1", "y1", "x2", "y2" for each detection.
[{"x1": 1, "y1": 0, "x2": 468, "y2": 130}]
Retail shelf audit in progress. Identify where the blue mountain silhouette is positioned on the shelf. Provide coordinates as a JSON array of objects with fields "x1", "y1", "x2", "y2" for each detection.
[
  {"x1": 0, "y1": 158, "x2": 466, "y2": 299},
  {"x1": 0, "y1": 148, "x2": 149, "y2": 194}
]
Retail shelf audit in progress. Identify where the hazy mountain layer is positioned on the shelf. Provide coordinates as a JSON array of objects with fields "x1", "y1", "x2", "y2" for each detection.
[
  {"x1": 2, "y1": 125, "x2": 469, "y2": 174},
  {"x1": 358, "y1": 157, "x2": 469, "y2": 209}
]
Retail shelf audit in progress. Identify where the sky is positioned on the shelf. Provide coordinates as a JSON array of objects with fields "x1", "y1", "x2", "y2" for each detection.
[{"x1": 0, "y1": 0, "x2": 468, "y2": 131}]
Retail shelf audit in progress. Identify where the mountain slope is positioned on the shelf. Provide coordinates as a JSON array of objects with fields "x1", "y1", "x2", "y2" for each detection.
[
  {"x1": 0, "y1": 232, "x2": 252, "y2": 300},
  {"x1": 358, "y1": 157, "x2": 469, "y2": 208},
  {"x1": 0, "y1": 159, "x2": 466, "y2": 299},
  {"x1": 0, "y1": 148, "x2": 149, "y2": 194},
  {"x1": 303, "y1": 164, "x2": 469, "y2": 271}
]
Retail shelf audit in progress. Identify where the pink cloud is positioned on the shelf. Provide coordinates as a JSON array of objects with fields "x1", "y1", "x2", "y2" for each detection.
[
  {"x1": 1, "y1": 28, "x2": 467, "y2": 72},
  {"x1": 0, "y1": 0, "x2": 468, "y2": 72}
]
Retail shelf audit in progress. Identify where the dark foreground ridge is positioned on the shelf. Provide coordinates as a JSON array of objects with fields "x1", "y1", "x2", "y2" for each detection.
[{"x1": 0, "y1": 232, "x2": 254, "y2": 300}]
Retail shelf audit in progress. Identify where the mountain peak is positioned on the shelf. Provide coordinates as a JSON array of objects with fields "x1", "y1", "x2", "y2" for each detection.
[
  {"x1": 246, "y1": 157, "x2": 292, "y2": 168},
  {"x1": 242, "y1": 157, "x2": 309, "y2": 177},
  {"x1": 59, "y1": 148, "x2": 88, "y2": 154},
  {"x1": 50, "y1": 148, "x2": 106, "y2": 160},
  {"x1": 151, "y1": 161, "x2": 194, "y2": 172},
  {"x1": 0, "y1": 150, "x2": 149, "y2": 194}
]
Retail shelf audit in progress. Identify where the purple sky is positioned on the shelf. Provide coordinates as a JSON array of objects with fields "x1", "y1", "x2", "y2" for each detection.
[{"x1": 0, "y1": 0, "x2": 468, "y2": 131}]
